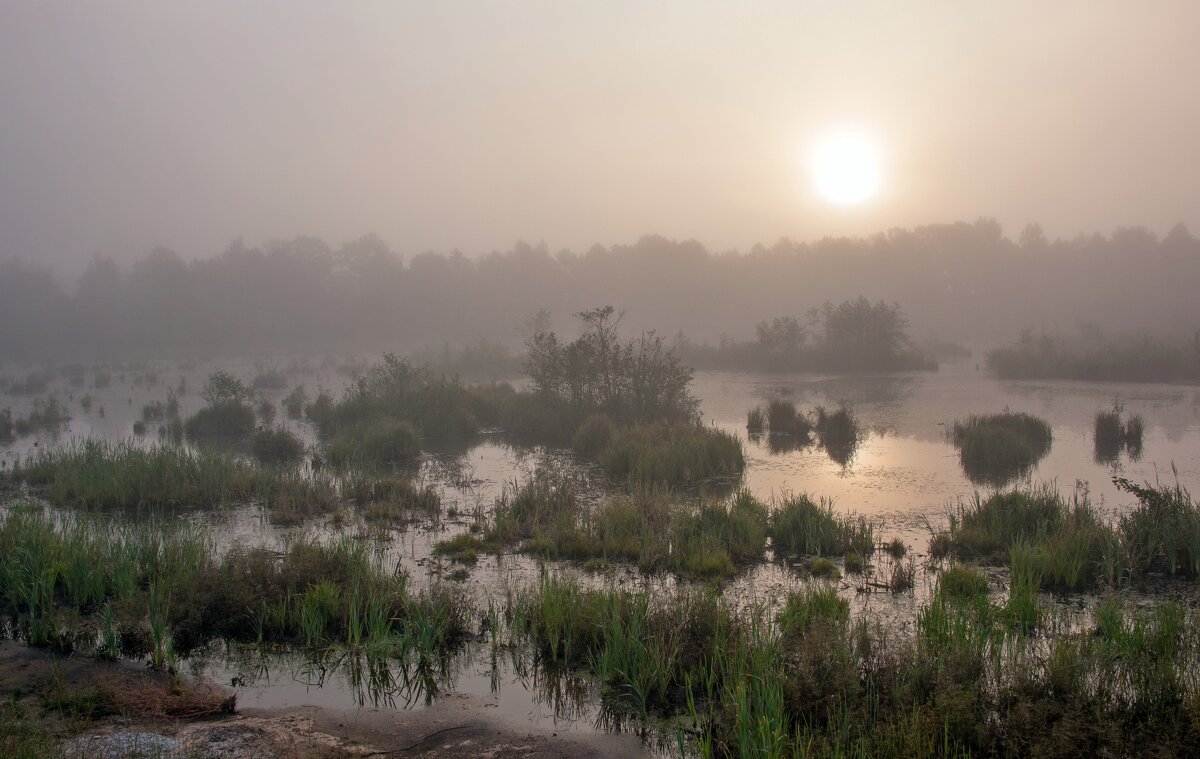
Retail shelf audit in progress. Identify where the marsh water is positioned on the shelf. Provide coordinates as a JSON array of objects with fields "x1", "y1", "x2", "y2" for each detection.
[
  {"x1": 3, "y1": 355, "x2": 1200, "y2": 737},
  {"x1": 6, "y1": 355, "x2": 1197, "y2": 528}
]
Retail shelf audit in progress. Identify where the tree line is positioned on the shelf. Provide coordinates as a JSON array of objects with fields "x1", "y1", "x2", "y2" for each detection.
[{"x1": 1, "y1": 219, "x2": 1197, "y2": 359}]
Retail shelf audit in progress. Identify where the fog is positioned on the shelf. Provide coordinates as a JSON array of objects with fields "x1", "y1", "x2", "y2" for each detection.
[
  {"x1": 7, "y1": 6, "x2": 1200, "y2": 752},
  {"x1": 3, "y1": 2, "x2": 1199, "y2": 270},
  {"x1": 2, "y1": 2, "x2": 1199, "y2": 359},
  {"x1": 1, "y1": 221, "x2": 1196, "y2": 360}
]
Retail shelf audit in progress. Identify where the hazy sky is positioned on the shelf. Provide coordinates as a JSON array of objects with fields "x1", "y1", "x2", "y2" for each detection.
[{"x1": 2, "y1": 1, "x2": 1199, "y2": 269}]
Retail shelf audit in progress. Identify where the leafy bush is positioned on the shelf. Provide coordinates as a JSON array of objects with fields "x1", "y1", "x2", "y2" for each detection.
[
  {"x1": 185, "y1": 372, "x2": 256, "y2": 440},
  {"x1": 678, "y1": 297, "x2": 936, "y2": 373},
  {"x1": 523, "y1": 306, "x2": 699, "y2": 433},
  {"x1": 184, "y1": 403, "x2": 255, "y2": 440},
  {"x1": 320, "y1": 354, "x2": 480, "y2": 440},
  {"x1": 200, "y1": 371, "x2": 252, "y2": 406}
]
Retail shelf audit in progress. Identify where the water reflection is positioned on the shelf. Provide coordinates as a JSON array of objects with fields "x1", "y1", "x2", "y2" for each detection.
[
  {"x1": 762, "y1": 431, "x2": 812, "y2": 455},
  {"x1": 958, "y1": 446, "x2": 1051, "y2": 489},
  {"x1": 801, "y1": 374, "x2": 919, "y2": 407},
  {"x1": 1093, "y1": 436, "x2": 1122, "y2": 466},
  {"x1": 821, "y1": 436, "x2": 860, "y2": 468},
  {"x1": 1093, "y1": 434, "x2": 1144, "y2": 466},
  {"x1": 508, "y1": 650, "x2": 593, "y2": 723},
  {"x1": 224, "y1": 644, "x2": 459, "y2": 710}
]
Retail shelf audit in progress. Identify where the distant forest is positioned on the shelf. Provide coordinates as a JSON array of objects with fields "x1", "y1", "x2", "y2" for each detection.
[{"x1": 1, "y1": 218, "x2": 1197, "y2": 360}]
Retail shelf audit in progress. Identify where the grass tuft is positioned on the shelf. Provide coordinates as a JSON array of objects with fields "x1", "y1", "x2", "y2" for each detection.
[{"x1": 951, "y1": 411, "x2": 1052, "y2": 485}]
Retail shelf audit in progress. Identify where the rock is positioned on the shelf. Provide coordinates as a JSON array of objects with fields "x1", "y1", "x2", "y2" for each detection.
[{"x1": 63, "y1": 732, "x2": 181, "y2": 759}]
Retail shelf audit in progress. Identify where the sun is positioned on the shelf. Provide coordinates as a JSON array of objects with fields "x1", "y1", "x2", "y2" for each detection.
[{"x1": 809, "y1": 129, "x2": 883, "y2": 206}]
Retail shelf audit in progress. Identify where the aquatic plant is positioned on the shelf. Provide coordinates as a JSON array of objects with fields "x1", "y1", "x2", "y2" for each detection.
[
  {"x1": 988, "y1": 331, "x2": 1200, "y2": 383},
  {"x1": 769, "y1": 493, "x2": 874, "y2": 557},
  {"x1": 745, "y1": 406, "x2": 765, "y2": 434},
  {"x1": 12, "y1": 395, "x2": 71, "y2": 437},
  {"x1": 1116, "y1": 476, "x2": 1200, "y2": 578},
  {"x1": 766, "y1": 399, "x2": 809, "y2": 437},
  {"x1": 157, "y1": 415, "x2": 184, "y2": 445},
  {"x1": 778, "y1": 585, "x2": 848, "y2": 635},
  {"x1": 814, "y1": 404, "x2": 860, "y2": 465},
  {"x1": 1095, "y1": 400, "x2": 1145, "y2": 463},
  {"x1": 486, "y1": 470, "x2": 583, "y2": 546},
  {"x1": 321, "y1": 354, "x2": 480, "y2": 441},
  {"x1": 432, "y1": 532, "x2": 487, "y2": 564},
  {"x1": 951, "y1": 411, "x2": 1052, "y2": 486},
  {"x1": 0, "y1": 507, "x2": 472, "y2": 661},
  {"x1": 937, "y1": 564, "x2": 989, "y2": 600},
  {"x1": 945, "y1": 485, "x2": 1122, "y2": 591},
  {"x1": 680, "y1": 298, "x2": 936, "y2": 373},
  {"x1": 509, "y1": 571, "x2": 1200, "y2": 758},
  {"x1": 485, "y1": 477, "x2": 768, "y2": 580},
  {"x1": 256, "y1": 397, "x2": 277, "y2": 425},
  {"x1": 598, "y1": 423, "x2": 744, "y2": 487},
  {"x1": 326, "y1": 418, "x2": 421, "y2": 466},
  {"x1": 342, "y1": 473, "x2": 440, "y2": 521},
  {"x1": 8, "y1": 439, "x2": 341, "y2": 522},
  {"x1": 8, "y1": 371, "x2": 51, "y2": 396}
]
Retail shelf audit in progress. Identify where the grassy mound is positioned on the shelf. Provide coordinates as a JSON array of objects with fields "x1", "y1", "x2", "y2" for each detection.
[{"x1": 951, "y1": 411, "x2": 1052, "y2": 485}]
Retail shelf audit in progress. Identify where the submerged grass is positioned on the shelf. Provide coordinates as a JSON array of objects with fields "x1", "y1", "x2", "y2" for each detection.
[
  {"x1": 484, "y1": 474, "x2": 884, "y2": 579},
  {"x1": 12, "y1": 395, "x2": 71, "y2": 437},
  {"x1": 1115, "y1": 476, "x2": 1200, "y2": 578},
  {"x1": 943, "y1": 479, "x2": 1200, "y2": 590},
  {"x1": 510, "y1": 571, "x2": 1200, "y2": 758},
  {"x1": 813, "y1": 404, "x2": 859, "y2": 460},
  {"x1": 769, "y1": 493, "x2": 874, "y2": 558},
  {"x1": 5, "y1": 439, "x2": 345, "y2": 524},
  {"x1": 598, "y1": 423, "x2": 745, "y2": 487},
  {"x1": 482, "y1": 473, "x2": 770, "y2": 579},
  {"x1": 0, "y1": 505, "x2": 471, "y2": 660},
  {"x1": 1095, "y1": 402, "x2": 1145, "y2": 463},
  {"x1": 745, "y1": 406, "x2": 765, "y2": 435},
  {"x1": 326, "y1": 418, "x2": 421, "y2": 466},
  {"x1": 943, "y1": 486, "x2": 1120, "y2": 590},
  {"x1": 766, "y1": 399, "x2": 810, "y2": 437},
  {"x1": 951, "y1": 411, "x2": 1052, "y2": 485},
  {"x1": 343, "y1": 472, "x2": 440, "y2": 523}
]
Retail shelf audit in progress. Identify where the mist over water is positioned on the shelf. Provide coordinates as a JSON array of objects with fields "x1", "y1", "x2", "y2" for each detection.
[
  {"x1": 2, "y1": 222, "x2": 1199, "y2": 360},
  {"x1": 4, "y1": 3, "x2": 1200, "y2": 756}
]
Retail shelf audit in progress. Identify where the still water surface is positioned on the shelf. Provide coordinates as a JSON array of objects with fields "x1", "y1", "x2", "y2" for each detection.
[{"x1": 3, "y1": 356, "x2": 1198, "y2": 735}]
